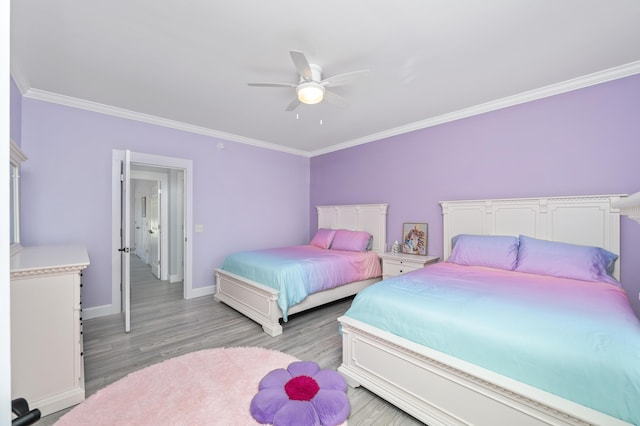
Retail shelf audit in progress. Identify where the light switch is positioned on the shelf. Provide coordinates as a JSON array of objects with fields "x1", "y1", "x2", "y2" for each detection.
[{"x1": 195, "y1": 224, "x2": 204, "y2": 233}]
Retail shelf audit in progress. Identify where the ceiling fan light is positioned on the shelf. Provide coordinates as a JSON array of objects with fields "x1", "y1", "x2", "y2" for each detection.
[{"x1": 297, "y1": 82, "x2": 325, "y2": 104}]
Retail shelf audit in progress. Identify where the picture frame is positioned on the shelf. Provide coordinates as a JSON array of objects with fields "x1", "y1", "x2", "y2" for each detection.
[{"x1": 402, "y1": 223, "x2": 428, "y2": 255}]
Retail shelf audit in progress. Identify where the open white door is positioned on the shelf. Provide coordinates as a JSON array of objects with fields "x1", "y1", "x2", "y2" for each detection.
[{"x1": 120, "y1": 150, "x2": 131, "y2": 332}]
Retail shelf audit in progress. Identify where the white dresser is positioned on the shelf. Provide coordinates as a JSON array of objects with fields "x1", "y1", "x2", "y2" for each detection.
[
  {"x1": 379, "y1": 252, "x2": 439, "y2": 279},
  {"x1": 10, "y1": 245, "x2": 90, "y2": 416}
]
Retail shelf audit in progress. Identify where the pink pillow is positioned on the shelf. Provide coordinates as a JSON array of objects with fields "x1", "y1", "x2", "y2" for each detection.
[
  {"x1": 330, "y1": 229, "x2": 372, "y2": 252},
  {"x1": 515, "y1": 235, "x2": 619, "y2": 285},
  {"x1": 310, "y1": 228, "x2": 336, "y2": 249},
  {"x1": 447, "y1": 234, "x2": 519, "y2": 271}
]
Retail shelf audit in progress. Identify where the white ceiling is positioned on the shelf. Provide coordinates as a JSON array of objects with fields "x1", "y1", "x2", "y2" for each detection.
[{"x1": 11, "y1": 1, "x2": 640, "y2": 156}]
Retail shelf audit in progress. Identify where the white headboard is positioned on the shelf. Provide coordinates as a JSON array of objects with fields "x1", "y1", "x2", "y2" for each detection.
[
  {"x1": 440, "y1": 194, "x2": 624, "y2": 279},
  {"x1": 316, "y1": 204, "x2": 389, "y2": 254}
]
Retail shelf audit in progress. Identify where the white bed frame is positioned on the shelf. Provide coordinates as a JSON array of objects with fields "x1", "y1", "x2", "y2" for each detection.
[
  {"x1": 339, "y1": 194, "x2": 631, "y2": 426},
  {"x1": 214, "y1": 203, "x2": 388, "y2": 337}
]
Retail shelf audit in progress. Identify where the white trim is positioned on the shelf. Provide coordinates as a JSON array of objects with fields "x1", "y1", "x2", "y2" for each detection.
[
  {"x1": 22, "y1": 88, "x2": 309, "y2": 157},
  {"x1": 9, "y1": 66, "x2": 30, "y2": 96},
  {"x1": 310, "y1": 61, "x2": 640, "y2": 156},
  {"x1": 10, "y1": 140, "x2": 28, "y2": 256},
  {"x1": 17, "y1": 62, "x2": 640, "y2": 158},
  {"x1": 81, "y1": 304, "x2": 113, "y2": 320},
  {"x1": 127, "y1": 151, "x2": 194, "y2": 299},
  {"x1": 189, "y1": 284, "x2": 215, "y2": 299}
]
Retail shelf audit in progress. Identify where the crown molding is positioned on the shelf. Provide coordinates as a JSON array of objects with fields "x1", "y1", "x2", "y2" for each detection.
[
  {"x1": 10, "y1": 61, "x2": 31, "y2": 95},
  {"x1": 10, "y1": 72, "x2": 31, "y2": 96},
  {"x1": 21, "y1": 89, "x2": 311, "y2": 157},
  {"x1": 310, "y1": 60, "x2": 640, "y2": 157},
  {"x1": 15, "y1": 61, "x2": 640, "y2": 158}
]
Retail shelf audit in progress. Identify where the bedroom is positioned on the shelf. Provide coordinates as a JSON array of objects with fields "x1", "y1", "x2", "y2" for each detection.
[{"x1": 3, "y1": 1, "x2": 640, "y2": 425}]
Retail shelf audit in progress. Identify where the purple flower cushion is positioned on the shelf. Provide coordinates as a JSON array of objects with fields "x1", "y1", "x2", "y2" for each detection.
[{"x1": 250, "y1": 361, "x2": 349, "y2": 426}]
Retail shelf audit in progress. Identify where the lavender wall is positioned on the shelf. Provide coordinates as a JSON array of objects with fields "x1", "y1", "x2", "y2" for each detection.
[
  {"x1": 10, "y1": 77, "x2": 21, "y2": 144},
  {"x1": 311, "y1": 74, "x2": 640, "y2": 316},
  {"x1": 19, "y1": 99, "x2": 310, "y2": 310}
]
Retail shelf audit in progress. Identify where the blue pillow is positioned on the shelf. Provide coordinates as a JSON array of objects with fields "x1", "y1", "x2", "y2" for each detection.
[
  {"x1": 515, "y1": 235, "x2": 619, "y2": 285},
  {"x1": 447, "y1": 234, "x2": 519, "y2": 271}
]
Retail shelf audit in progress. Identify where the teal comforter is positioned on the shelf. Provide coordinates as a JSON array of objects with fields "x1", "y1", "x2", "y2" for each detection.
[
  {"x1": 345, "y1": 262, "x2": 640, "y2": 424},
  {"x1": 222, "y1": 245, "x2": 381, "y2": 320}
]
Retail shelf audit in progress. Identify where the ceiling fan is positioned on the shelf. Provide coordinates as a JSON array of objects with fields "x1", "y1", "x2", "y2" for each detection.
[{"x1": 248, "y1": 51, "x2": 369, "y2": 111}]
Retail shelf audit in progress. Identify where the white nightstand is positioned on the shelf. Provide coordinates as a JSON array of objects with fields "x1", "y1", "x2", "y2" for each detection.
[{"x1": 379, "y1": 252, "x2": 439, "y2": 279}]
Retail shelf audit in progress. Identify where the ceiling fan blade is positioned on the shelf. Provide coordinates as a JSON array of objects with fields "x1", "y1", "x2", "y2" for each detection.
[
  {"x1": 248, "y1": 82, "x2": 297, "y2": 88},
  {"x1": 290, "y1": 51, "x2": 312, "y2": 81},
  {"x1": 323, "y1": 90, "x2": 349, "y2": 108},
  {"x1": 322, "y1": 69, "x2": 369, "y2": 87},
  {"x1": 285, "y1": 97, "x2": 301, "y2": 111}
]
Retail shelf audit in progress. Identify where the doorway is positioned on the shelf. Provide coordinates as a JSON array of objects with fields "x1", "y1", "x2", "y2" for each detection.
[
  {"x1": 111, "y1": 150, "x2": 193, "y2": 332},
  {"x1": 130, "y1": 168, "x2": 170, "y2": 281}
]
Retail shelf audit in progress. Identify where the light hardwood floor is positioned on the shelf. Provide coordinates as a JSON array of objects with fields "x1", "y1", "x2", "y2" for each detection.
[{"x1": 38, "y1": 256, "x2": 424, "y2": 425}]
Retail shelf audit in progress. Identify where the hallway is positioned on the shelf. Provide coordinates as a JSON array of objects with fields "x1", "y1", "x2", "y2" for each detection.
[{"x1": 129, "y1": 254, "x2": 183, "y2": 325}]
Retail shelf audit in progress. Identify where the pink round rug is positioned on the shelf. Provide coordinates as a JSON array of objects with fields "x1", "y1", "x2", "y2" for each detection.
[{"x1": 56, "y1": 347, "x2": 312, "y2": 425}]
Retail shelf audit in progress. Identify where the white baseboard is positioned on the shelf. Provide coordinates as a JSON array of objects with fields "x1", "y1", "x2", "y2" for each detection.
[
  {"x1": 82, "y1": 304, "x2": 115, "y2": 320},
  {"x1": 169, "y1": 274, "x2": 183, "y2": 283},
  {"x1": 187, "y1": 284, "x2": 215, "y2": 299},
  {"x1": 83, "y1": 285, "x2": 214, "y2": 318}
]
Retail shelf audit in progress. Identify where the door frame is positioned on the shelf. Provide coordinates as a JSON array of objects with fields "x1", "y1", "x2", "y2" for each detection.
[{"x1": 111, "y1": 150, "x2": 193, "y2": 316}]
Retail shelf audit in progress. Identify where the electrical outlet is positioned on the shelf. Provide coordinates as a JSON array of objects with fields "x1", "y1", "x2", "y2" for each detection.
[{"x1": 195, "y1": 224, "x2": 204, "y2": 233}]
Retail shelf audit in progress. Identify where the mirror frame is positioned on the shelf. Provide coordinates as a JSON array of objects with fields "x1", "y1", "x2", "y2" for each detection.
[{"x1": 10, "y1": 139, "x2": 27, "y2": 256}]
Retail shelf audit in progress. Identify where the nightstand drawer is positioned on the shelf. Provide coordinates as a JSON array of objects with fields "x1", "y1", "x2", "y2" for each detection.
[
  {"x1": 384, "y1": 260, "x2": 421, "y2": 276},
  {"x1": 380, "y1": 254, "x2": 439, "y2": 279}
]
